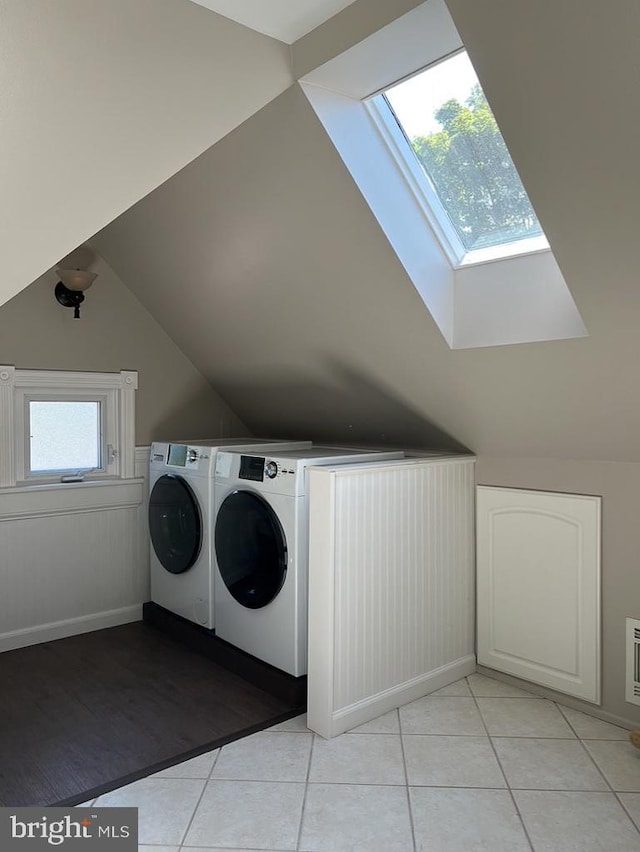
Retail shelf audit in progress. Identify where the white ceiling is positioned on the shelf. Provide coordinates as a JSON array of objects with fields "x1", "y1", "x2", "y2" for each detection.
[{"x1": 188, "y1": 0, "x2": 357, "y2": 43}]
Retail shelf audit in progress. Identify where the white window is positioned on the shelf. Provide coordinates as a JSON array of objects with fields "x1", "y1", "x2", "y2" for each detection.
[
  {"x1": 0, "y1": 368, "x2": 137, "y2": 487},
  {"x1": 29, "y1": 400, "x2": 101, "y2": 474},
  {"x1": 367, "y1": 50, "x2": 548, "y2": 267}
]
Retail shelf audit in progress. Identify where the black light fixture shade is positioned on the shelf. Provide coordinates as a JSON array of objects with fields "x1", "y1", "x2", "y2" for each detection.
[{"x1": 54, "y1": 269, "x2": 97, "y2": 319}]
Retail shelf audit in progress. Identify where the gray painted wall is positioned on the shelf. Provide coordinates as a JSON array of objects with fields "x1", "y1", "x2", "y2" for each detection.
[
  {"x1": 0, "y1": 0, "x2": 291, "y2": 308},
  {"x1": 91, "y1": 0, "x2": 640, "y2": 723},
  {"x1": 0, "y1": 257, "x2": 247, "y2": 444},
  {"x1": 94, "y1": 84, "x2": 467, "y2": 452},
  {"x1": 93, "y1": 81, "x2": 639, "y2": 461}
]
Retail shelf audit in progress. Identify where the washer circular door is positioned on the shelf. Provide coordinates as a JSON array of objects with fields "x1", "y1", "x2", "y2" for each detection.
[
  {"x1": 215, "y1": 490, "x2": 287, "y2": 609},
  {"x1": 149, "y1": 474, "x2": 202, "y2": 574}
]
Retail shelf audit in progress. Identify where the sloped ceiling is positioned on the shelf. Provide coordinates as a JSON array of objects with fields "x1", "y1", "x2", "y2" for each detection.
[
  {"x1": 188, "y1": 0, "x2": 357, "y2": 43},
  {"x1": 93, "y1": 0, "x2": 640, "y2": 459},
  {"x1": 0, "y1": 0, "x2": 291, "y2": 308}
]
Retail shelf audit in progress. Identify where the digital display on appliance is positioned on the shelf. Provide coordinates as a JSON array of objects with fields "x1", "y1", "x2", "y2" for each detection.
[
  {"x1": 167, "y1": 444, "x2": 188, "y2": 467},
  {"x1": 239, "y1": 456, "x2": 264, "y2": 482}
]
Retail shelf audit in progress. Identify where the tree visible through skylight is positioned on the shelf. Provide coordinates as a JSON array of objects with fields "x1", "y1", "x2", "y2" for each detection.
[{"x1": 384, "y1": 51, "x2": 544, "y2": 254}]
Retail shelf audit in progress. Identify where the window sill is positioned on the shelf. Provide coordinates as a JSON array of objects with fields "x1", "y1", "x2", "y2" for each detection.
[
  {"x1": 18, "y1": 474, "x2": 118, "y2": 487},
  {"x1": 455, "y1": 239, "x2": 551, "y2": 270},
  {"x1": 0, "y1": 478, "x2": 145, "y2": 521}
]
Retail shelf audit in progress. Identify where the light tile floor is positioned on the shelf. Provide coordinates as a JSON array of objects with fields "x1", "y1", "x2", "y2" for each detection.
[{"x1": 77, "y1": 672, "x2": 640, "y2": 851}]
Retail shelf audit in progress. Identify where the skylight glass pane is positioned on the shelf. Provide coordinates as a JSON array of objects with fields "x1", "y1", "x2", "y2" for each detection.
[
  {"x1": 385, "y1": 51, "x2": 544, "y2": 253},
  {"x1": 29, "y1": 401, "x2": 101, "y2": 473}
]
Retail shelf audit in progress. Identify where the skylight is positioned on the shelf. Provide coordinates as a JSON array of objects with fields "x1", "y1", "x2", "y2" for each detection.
[
  {"x1": 377, "y1": 51, "x2": 547, "y2": 265},
  {"x1": 300, "y1": 0, "x2": 586, "y2": 348}
]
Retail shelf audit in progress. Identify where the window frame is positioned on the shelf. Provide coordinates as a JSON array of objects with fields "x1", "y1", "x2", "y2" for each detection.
[
  {"x1": 0, "y1": 368, "x2": 137, "y2": 487},
  {"x1": 299, "y1": 0, "x2": 586, "y2": 349},
  {"x1": 19, "y1": 392, "x2": 109, "y2": 481},
  {"x1": 365, "y1": 92, "x2": 466, "y2": 266},
  {"x1": 365, "y1": 53, "x2": 550, "y2": 269}
]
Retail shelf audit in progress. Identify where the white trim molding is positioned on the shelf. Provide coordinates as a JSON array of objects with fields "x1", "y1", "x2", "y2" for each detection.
[
  {"x1": 0, "y1": 367, "x2": 16, "y2": 488},
  {"x1": 324, "y1": 656, "x2": 476, "y2": 739},
  {"x1": 0, "y1": 605, "x2": 143, "y2": 654},
  {"x1": 0, "y1": 366, "x2": 138, "y2": 487},
  {"x1": 120, "y1": 371, "x2": 138, "y2": 479}
]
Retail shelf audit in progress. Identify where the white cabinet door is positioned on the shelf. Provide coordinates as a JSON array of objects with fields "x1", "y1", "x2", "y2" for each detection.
[{"x1": 477, "y1": 487, "x2": 601, "y2": 703}]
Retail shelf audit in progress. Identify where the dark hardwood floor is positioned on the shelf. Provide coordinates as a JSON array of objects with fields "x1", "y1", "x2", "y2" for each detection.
[{"x1": 0, "y1": 622, "x2": 302, "y2": 807}]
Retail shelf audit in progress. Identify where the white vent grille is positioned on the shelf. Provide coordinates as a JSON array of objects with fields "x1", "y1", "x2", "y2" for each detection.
[{"x1": 626, "y1": 618, "x2": 640, "y2": 706}]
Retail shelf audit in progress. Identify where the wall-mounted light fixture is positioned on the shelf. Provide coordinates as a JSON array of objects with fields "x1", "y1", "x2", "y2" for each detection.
[{"x1": 55, "y1": 268, "x2": 97, "y2": 319}]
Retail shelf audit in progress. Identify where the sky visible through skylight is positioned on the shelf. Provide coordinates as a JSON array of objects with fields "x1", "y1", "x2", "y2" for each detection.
[{"x1": 385, "y1": 51, "x2": 477, "y2": 138}]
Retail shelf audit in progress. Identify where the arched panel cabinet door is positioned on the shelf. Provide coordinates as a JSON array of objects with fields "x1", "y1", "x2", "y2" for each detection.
[
  {"x1": 215, "y1": 490, "x2": 287, "y2": 609},
  {"x1": 149, "y1": 474, "x2": 202, "y2": 575},
  {"x1": 476, "y1": 486, "x2": 601, "y2": 704}
]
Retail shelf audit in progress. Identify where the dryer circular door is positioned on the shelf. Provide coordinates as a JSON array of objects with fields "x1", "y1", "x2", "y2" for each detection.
[
  {"x1": 215, "y1": 490, "x2": 287, "y2": 609},
  {"x1": 149, "y1": 474, "x2": 202, "y2": 575}
]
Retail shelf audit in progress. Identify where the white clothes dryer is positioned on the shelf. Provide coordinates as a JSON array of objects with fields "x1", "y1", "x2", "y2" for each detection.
[
  {"x1": 213, "y1": 446, "x2": 404, "y2": 675},
  {"x1": 148, "y1": 438, "x2": 311, "y2": 629}
]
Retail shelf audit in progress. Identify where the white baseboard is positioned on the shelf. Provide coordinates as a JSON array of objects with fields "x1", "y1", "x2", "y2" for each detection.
[
  {"x1": 0, "y1": 604, "x2": 144, "y2": 653},
  {"x1": 312, "y1": 655, "x2": 476, "y2": 739}
]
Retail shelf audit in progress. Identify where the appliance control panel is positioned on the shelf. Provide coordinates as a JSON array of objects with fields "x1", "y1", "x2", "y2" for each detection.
[
  {"x1": 215, "y1": 449, "x2": 403, "y2": 496},
  {"x1": 164, "y1": 443, "x2": 206, "y2": 470},
  {"x1": 236, "y1": 456, "x2": 297, "y2": 482},
  {"x1": 215, "y1": 452, "x2": 299, "y2": 496},
  {"x1": 264, "y1": 460, "x2": 296, "y2": 480}
]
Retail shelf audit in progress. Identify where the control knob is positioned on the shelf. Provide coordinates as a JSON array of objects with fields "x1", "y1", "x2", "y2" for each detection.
[
  {"x1": 187, "y1": 448, "x2": 198, "y2": 463},
  {"x1": 265, "y1": 461, "x2": 278, "y2": 479}
]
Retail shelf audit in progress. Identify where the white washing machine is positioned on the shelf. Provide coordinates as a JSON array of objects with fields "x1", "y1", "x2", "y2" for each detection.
[
  {"x1": 213, "y1": 446, "x2": 404, "y2": 675},
  {"x1": 148, "y1": 439, "x2": 311, "y2": 629}
]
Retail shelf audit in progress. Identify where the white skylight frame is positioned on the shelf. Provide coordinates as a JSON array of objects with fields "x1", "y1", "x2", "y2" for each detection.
[
  {"x1": 365, "y1": 53, "x2": 550, "y2": 270},
  {"x1": 299, "y1": 0, "x2": 586, "y2": 349},
  {"x1": 365, "y1": 91, "x2": 465, "y2": 267}
]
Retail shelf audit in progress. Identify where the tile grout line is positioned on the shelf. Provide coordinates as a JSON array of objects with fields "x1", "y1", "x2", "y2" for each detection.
[
  {"x1": 401, "y1": 732, "x2": 583, "y2": 739},
  {"x1": 397, "y1": 706, "x2": 418, "y2": 852},
  {"x1": 468, "y1": 677, "x2": 536, "y2": 852},
  {"x1": 294, "y1": 729, "x2": 315, "y2": 852},
  {"x1": 556, "y1": 703, "x2": 640, "y2": 841},
  {"x1": 555, "y1": 701, "x2": 619, "y2": 792},
  {"x1": 613, "y1": 792, "x2": 640, "y2": 841},
  {"x1": 162, "y1": 780, "x2": 634, "y2": 793},
  {"x1": 177, "y1": 745, "x2": 222, "y2": 851},
  {"x1": 431, "y1": 694, "x2": 546, "y2": 699}
]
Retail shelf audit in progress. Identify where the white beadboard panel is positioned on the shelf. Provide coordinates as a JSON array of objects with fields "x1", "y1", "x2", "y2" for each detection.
[
  {"x1": 308, "y1": 456, "x2": 475, "y2": 738},
  {"x1": 307, "y1": 468, "x2": 337, "y2": 733},
  {"x1": 0, "y1": 508, "x2": 143, "y2": 633},
  {"x1": 135, "y1": 446, "x2": 151, "y2": 480},
  {"x1": 0, "y1": 447, "x2": 150, "y2": 651},
  {"x1": 0, "y1": 479, "x2": 143, "y2": 520},
  {"x1": 477, "y1": 486, "x2": 601, "y2": 703}
]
